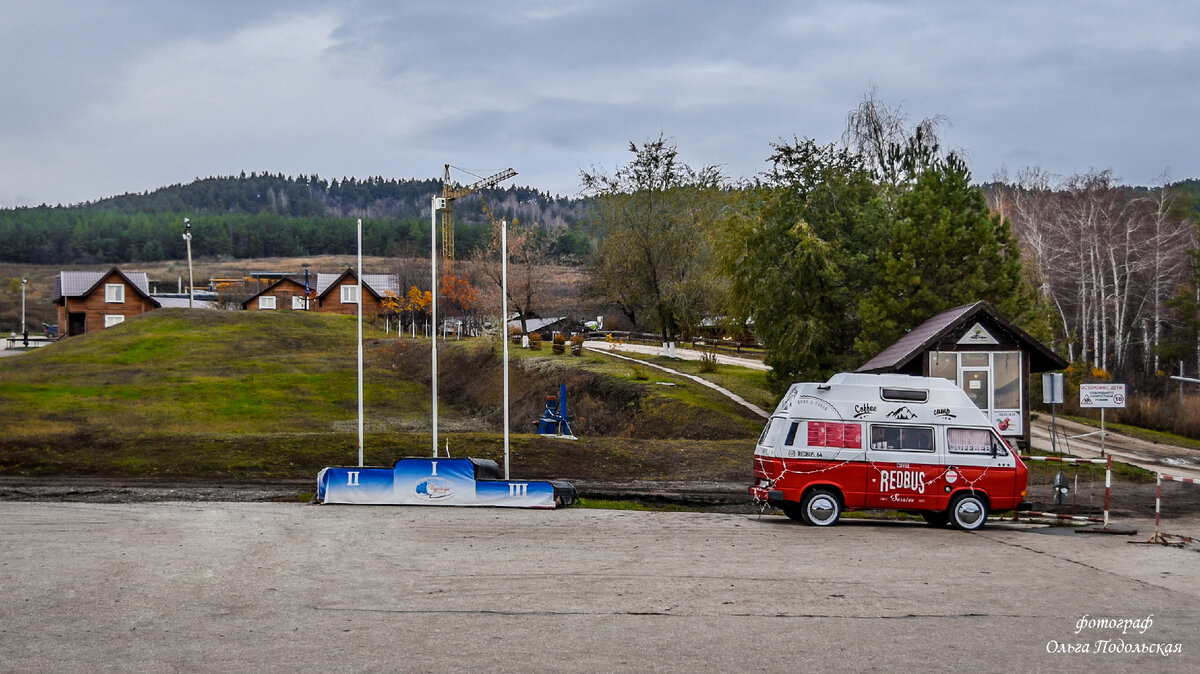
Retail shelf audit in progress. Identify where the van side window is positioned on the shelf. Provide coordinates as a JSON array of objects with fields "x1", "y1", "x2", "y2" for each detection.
[
  {"x1": 784, "y1": 422, "x2": 800, "y2": 446},
  {"x1": 870, "y1": 425, "x2": 934, "y2": 452},
  {"x1": 947, "y1": 428, "x2": 1008, "y2": 455}
]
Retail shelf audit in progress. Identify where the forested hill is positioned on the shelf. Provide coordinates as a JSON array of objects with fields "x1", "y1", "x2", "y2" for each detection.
[
  {"x1": 88, "y1": 172, "x2": 587, "y2": 226},
  {"x1": 0, "y1": 173, "x2": 591, "y2": 265}
]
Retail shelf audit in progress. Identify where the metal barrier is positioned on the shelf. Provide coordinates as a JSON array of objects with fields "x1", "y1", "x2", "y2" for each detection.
[{"x1": 1018, "y1": 455, "x2": 1112, "y2": 527}]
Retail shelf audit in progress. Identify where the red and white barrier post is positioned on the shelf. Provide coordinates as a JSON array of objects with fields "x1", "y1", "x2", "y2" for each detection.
[{"x1": 1146, "y1": 473, "x2": 1199, "y2": 545}]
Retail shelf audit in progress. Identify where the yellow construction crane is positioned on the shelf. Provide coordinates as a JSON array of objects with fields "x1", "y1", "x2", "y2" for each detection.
[{"x1": 440, "y1": 165, "x2": 518, "y2": 268}]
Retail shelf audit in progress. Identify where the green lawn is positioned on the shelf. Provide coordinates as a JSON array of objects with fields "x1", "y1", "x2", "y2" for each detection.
[{"x1": 0, "y1": 310, "x2": 765, "y2": 482}]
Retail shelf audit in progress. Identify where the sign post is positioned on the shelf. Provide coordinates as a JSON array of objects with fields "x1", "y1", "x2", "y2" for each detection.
[
  {"x1": 1079, "y1": 383, "x2": 1127, "y2": 457},
  {"x1": 1043, "y1": 372, "x2": 1064, "y2": 454}
]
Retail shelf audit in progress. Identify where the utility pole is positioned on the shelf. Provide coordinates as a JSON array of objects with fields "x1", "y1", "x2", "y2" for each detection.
[
  {"x1": 20, "y1": 277, "x2": 28, "y2": 335},
  {"x1": 183, "y1": 218, "x2": 194, "y2": 309}
]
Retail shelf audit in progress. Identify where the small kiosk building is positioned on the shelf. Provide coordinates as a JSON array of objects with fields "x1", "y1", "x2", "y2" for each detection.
[{"x1": 857, "y1": 301, "x2": 1068, "y2": 449}]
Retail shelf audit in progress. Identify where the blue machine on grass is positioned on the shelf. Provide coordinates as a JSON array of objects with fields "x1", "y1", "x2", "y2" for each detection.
[
  {"x1": 317, "y1": 457, "x2": 576, "y2": 508},
  {"x1": 536, "y1": 384, "x2": 577, "y2": 440}
]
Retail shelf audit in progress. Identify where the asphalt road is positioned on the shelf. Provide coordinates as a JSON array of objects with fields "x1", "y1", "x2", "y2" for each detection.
[{"x1": 2, "y1": 502, "x2": 1196, "y2": 672}]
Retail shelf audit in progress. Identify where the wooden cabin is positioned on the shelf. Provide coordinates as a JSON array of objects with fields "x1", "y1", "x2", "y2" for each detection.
[
  {"x1": 51, "y1": 268, "x2": 161, "y2": 337},
  {"x1": 241, "y1": 277, "x2": 315, "y2": 311},
  {"x1": 313, "y1": 269, "x2": 398, "y2": 316}
]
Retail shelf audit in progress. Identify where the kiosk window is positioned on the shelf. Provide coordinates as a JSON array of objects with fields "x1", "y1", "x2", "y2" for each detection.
[
  {"x1": 870, "y1": 425, "x2": 934, "y2": 452},
  {"x1": 929, "y1": 351, "x2": 957, "y2": 382}
]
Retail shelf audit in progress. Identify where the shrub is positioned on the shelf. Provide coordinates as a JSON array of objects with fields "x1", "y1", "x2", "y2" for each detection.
[
  {"x1": 699, "y1": 350, "x2": 718, "y2": 373},
  {"x1": 630, "y1": 364, "x2": 649, "y2": 380},
  {"x1": 570, "y1": 334, "x2": 585, "y2": 356},
  {"x1": 552, "y1": 333, "x2": 566, "y2": 354},
  {"x1": 528, "y1": 332, "x2": 542, "y2": 350}
]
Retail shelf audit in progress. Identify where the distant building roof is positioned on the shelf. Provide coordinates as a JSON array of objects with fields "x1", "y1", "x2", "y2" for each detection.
[
  {"x1": 315, "y1": 270, "x2": 398, "y2": 299},
  {"x1": 508, "y1": 315, "x2": 568, "y2": 333},
  {"x1": 154, "y1": 297, "x2": 218, "y2": 309},
  {"x1": 53, "y1": 268, "x2": 157, "y2": 306},
  {"x1": 857, "y1": 301, "x2": 1068, "y2": 374}
]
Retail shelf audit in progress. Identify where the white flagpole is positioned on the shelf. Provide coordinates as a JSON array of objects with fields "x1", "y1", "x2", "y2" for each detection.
[
  {"x1": 501, "y1": 219, "x2": 510, "y2": 480},
  {"x1": 356, "y1": 218, "x2": 364, "y2": 467},
  {"x1": 430, "y1": 196, "x2": 440, "y2": 457}
]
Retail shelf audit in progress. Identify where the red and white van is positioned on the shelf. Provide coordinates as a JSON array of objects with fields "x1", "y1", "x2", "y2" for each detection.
[{"x1": 749, "y1": 373, "x2": 1031, "y2": 530}]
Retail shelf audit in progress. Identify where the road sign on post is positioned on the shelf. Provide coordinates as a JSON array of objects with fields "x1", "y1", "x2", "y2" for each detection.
[
  {"x1": 1079, "y1": 383, "x2": 1127, "y2": 457},
  {"x1": 1042, "y1": 373, "x2": 1064, "y2": 454},
  {"x1": 1079, "y1": 383, "x2": 1127, "y2": 409}
]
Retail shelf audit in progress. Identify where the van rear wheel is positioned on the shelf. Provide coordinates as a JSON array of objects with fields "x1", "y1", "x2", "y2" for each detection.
[
  {"x1": 801, "y1": 489, "x2": 841, "y2": 527},
  {"x1": 780, "y1": 502, "x2": 805, "y2": 522},
  {"x1": 948, "y1": 493, "x2": 988, "y2": 531}
]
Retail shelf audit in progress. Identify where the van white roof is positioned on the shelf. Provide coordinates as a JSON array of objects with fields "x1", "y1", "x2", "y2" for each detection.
[{"x1": 774, "y1": 372, "x2": 991, "y2": 427}]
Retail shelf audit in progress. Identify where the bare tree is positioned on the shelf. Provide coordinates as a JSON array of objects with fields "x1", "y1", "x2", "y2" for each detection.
[
  {"x1": 478, "y1": 212, "x2": 563, "y2": 336},
  {"x1": 994, "y1": 169, "x2": 1197, "y2": 379}
]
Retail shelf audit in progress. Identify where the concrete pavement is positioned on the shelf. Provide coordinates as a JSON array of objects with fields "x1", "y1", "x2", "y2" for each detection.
[{"x1": 1, "y1": 501, "x2": 1196, "y2": 672}]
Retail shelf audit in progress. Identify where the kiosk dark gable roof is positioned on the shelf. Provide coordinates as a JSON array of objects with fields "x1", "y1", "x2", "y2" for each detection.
[{"x1": 858, "y1": 301, "x2": 1068, "y2": 374}]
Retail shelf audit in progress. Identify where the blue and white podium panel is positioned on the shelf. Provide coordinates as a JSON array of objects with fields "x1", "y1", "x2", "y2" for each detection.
[{"x1": 317, "y1": 457, "x2": 563, "y2": 508}]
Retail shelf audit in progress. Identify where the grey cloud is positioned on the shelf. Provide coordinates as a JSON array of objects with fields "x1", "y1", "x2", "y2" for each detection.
[{"x1": 3, "y1": 0, "x2": 1200, "y2": 207}]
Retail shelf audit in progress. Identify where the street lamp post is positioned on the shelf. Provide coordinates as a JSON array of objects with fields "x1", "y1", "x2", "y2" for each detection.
[
  {"x1": 182, "y1": 218, "x2": 194, "y2": 309},
  {"x1": 20, "y1": 277, "x2": 28, "y2": 335}
]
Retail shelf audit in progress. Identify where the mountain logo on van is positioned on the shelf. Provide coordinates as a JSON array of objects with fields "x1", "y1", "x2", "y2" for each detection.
[{"x1": 886, "y1": 407, "x2": 918, "y2": 420}]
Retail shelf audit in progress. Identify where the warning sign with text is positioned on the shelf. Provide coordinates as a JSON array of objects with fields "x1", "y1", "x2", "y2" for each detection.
[{"x1": 1079, "y1": 383, "x2": 1127, "y2": 409}]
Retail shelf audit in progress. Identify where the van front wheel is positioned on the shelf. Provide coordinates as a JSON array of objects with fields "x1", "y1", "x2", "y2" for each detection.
[
  {"x1": 921, "y1": 511, "x2": 949, "y2": 527},
  {"x1": 948, "y1": 493, "x2": 988, "y2": 531},
  {"x1": 801, "y1": 489, "x2": 841, "y2": 527}
]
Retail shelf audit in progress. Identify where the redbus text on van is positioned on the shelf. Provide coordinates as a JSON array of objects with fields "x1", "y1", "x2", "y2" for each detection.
[{"x1": 879, "y1": 469, "x2": 926, "y2": 493}]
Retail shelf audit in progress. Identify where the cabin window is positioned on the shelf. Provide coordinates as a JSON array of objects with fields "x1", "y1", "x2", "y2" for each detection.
[
  {"x1": 258, "y1": 296, "x2": 277, "y2": 310},
  {"x1": 340, "y1": 285, "x2": 359, "y2": 304},
  {"x1": 103, "y1": 314, "x2": 125, "y2": 328},
  {"x1": 292, "y1": 296, "x2": 308, "y2": 310},
  {"x1": 105, "y1": 284, "x2": 125, "y2": 303},
  {"x1": 869, "y1": 425, "x2": 934, "y2": 452},
  {"x1": 947, "y1": 428, "x2": 1009, "y2": 456}
]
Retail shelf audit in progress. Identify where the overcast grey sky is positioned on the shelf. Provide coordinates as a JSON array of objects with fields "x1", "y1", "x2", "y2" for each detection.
[{"x1": 2, "y1": 1, "x2": 1198, "y2": 207}]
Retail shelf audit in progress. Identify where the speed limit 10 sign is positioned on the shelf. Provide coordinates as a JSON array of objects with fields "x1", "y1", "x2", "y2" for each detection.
[{"x1": 1079, "y1": 383, "x2": 1127, "y2": 409}]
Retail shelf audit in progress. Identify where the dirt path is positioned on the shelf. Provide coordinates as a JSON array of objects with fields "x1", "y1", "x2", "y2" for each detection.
[
  {"x1": 1029, "y1": 415, "x2": 1200, "y2": 481},
  {"x1": 582, "y1": 340, "x2": 770, "y2": 370}
]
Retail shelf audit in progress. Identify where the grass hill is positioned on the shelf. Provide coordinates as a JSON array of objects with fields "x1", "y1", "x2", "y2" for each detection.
[{"x1": 0, "y1": 310, "x2": 768, "y2": 483}]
